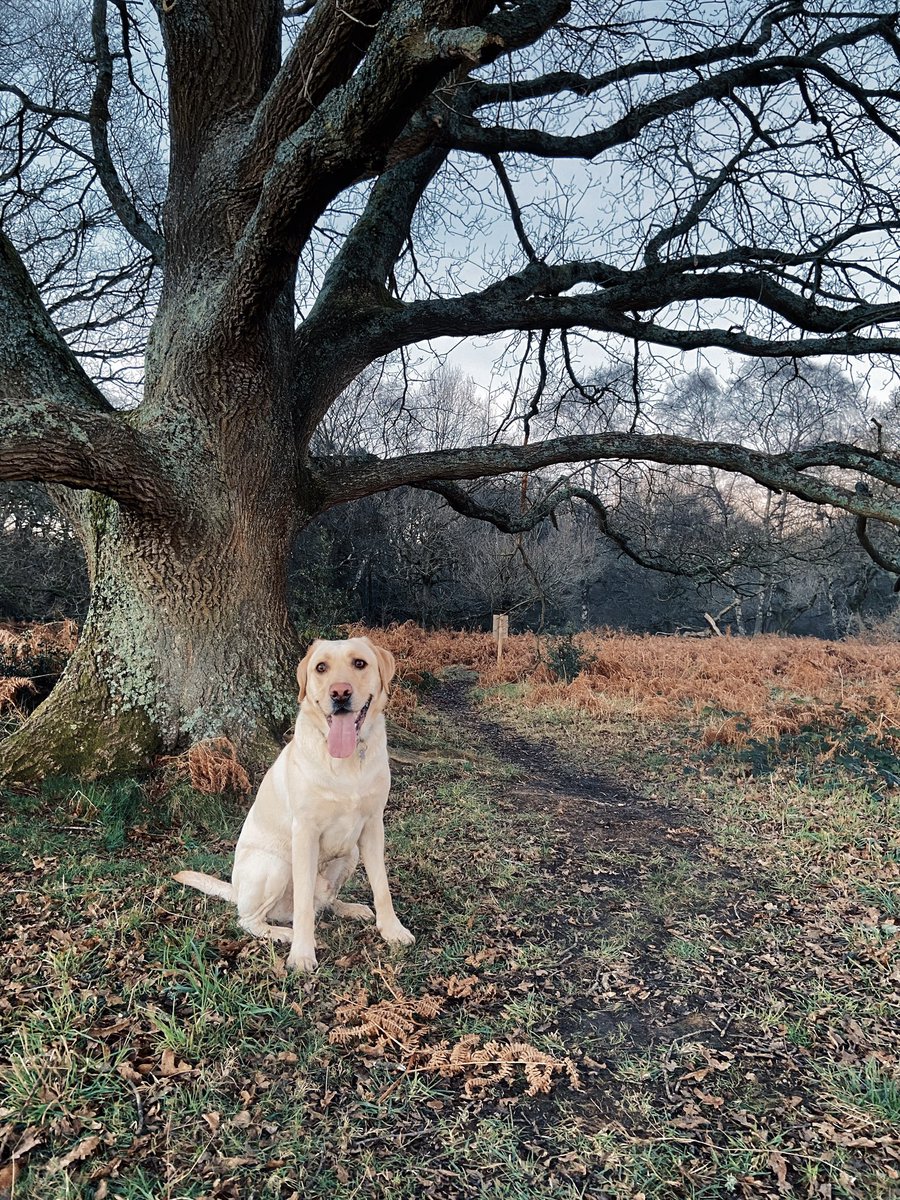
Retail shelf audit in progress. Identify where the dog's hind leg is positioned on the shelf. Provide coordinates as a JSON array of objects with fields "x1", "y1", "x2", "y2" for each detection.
[{"x1": 235, "y1": 853, "x2": 293, "y2": 943}]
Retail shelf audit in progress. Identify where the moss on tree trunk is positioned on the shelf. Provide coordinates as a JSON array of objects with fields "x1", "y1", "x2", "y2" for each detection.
[{"x1": 0, "y1": 490, "x2": 301, "y2": 787}]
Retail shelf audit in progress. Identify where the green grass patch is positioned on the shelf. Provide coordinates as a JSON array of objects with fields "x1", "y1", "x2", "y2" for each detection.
[{"x1": 4, "y1": 688, "x2": 900, "y2": 1198}]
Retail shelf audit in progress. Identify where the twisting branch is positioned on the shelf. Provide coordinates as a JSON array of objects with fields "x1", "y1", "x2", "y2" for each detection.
[
  {"x1": 411, "y1": 478, "x2": 567, "y2": 532},
  {"x1": 311, "y1": 431, "x2": 900, "y2": 528},
  {"x1": 565, "y1": 487, "x2": 687, "y2": 578},
  {"x1": 89, "y1": 0, "x2": 165, "y2": 263},
  {"x1": 447, "y1": 16, "x2": 897, "y2": 159},
  {"x1": 856, "y1": 518, "x2": 900, "y2": 572},
  {"x1": 371, "y1": 253, "x2": 900, "y2": 363},
  {"x1": 488, "y1": 153, "x2": 539, "y2": 262},
  {"x1": 855, "y1": 483, "x2": 900, "y2": 588},
  {"x1": 413, "y1": 479, "x2": 723, "y2": 580},
  {"x1": 467, "y1": 1, "x2": 804, "y2": 108}
]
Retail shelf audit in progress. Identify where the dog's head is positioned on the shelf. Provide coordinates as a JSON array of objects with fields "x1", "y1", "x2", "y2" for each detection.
[{"x1": 295, "y1": 636, "x2": 396, "y2": 759}]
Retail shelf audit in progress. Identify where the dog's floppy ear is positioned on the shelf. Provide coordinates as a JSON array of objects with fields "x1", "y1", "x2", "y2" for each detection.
[
  {"x1": 296, "y1": 641, "x2": 319, "y2": 702},
  {"x1": 367, "y1": 641, "x2": 396, "y2": 694}
]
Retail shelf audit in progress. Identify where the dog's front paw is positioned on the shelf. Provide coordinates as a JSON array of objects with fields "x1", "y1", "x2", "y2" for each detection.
[
  {"x1": 378, "y1": 921, "x2": 415, "y2": 946},
  {"x1": 287, "y1": 945, "x2": 318, "y2": 973}
]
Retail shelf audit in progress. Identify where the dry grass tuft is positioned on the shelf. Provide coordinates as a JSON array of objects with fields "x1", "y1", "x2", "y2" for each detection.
[
  {"x1": 0, "y1": 676, "x2": 36, "y2": 714},
  {"x1": 386, "y1": 681, "x2": 419, "y2": 730},
  {"x1": 160, "y1": 737, "x2": 251, "y2": 796}
]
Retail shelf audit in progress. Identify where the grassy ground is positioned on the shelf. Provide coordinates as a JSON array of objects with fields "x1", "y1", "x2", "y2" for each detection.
[{"x1": 2, "y1": 653, "x2": 900, "y2": 1198}]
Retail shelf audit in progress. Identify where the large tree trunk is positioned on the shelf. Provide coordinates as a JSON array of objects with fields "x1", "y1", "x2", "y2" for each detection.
[
  {"x1": 0, "y1": 260, "x2": 310, "y2": 784},
  {"x1": 0, "y1": 8, "x2": 320, "y2": 786},
  {"x1": 0, "y1": 484, "x2": 304, "y2": 784}
]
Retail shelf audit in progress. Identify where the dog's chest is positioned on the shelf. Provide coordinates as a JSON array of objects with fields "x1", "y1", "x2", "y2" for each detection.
[{"x1": 302, "y1": 772, "x2": 387, "y2": 860}]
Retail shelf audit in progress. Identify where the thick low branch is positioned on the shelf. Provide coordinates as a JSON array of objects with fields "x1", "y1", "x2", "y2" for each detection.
[
  {"x1": 376, "y1": 262, "x2": 900, "y2": 359},
  {"x1": 0, "y1": 399, "x2": 180, "y2": 520},
  {"x1": 312, "y1": 433, "x2": 900, "y2": 528}
]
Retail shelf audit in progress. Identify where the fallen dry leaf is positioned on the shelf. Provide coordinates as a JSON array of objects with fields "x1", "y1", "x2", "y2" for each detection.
[{"x1": 53, "y1": 1135, "x2": 101, "y2": 1172}]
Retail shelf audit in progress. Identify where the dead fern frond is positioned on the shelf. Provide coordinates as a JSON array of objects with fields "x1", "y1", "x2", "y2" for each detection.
[
  {"x1": 0, "y1": 676, "x2": 35, "y2": 713},
  {"x1": 328, "y1": 982, "x2": 446, "y2": 1053},
  {"x1": 411, "y1": 1035, "x2": 581, "y2": 1097},
  {"x1": 161, "y1": 737, "x2": 251, "y2": 796},
  {"x1": 0, "y1": 619, "x2": 77, "y2": 668},
  {"x1": 327, "y1": 967, "x2": 579, "y2": 1098},
  {"x1": 429, "y1": 973, "x2": 479, "y2": 998}
]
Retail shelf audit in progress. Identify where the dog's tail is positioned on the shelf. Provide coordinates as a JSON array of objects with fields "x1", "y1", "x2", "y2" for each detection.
[{"x1": 173, "y1": 870, "x2": 234, "y2": 902}]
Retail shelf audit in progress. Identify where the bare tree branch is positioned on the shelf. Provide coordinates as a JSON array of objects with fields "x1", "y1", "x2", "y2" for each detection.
[
  {"x1": 467, "y1": 1, "x2": 804, "y2": 108},
  {"x1": 413, "y1": 477, "x2": 691, "y2": 576},
  {"x1": 296, "y1": 146, "x2": 448, "y2": 440},
  {"x1": 370, "y1": 254, "x2": 900, "y2": 362},
  {"x1": 313, "y1": 432, "x2": 900, "y2": 528},
  {"x1": 0, "y1": 399, "x2": 181, "y2": 519},
  {"x1": 89, "y1": 0, "x2": 165, "y2": 263},
  {"x1": 0, "y1": 229, "x2": 110, "y2": 414},
  {"x1": 412, "y1": 477, "x2": 566, "y2": 533},
  {"x1": 241, "y1": 0, "x2": 387, "y2": 189},
  {"x1": 450, "y1": 15, "x2": 897, "y2": 159},
  {"x1": 220, "y1": 0, "x2": 503, "y2": 328},
  {"x1": 855, "y1": 513, "x2": 900, "y2": 587},
  {"x1": 488, "y1": 153, "x2": 539, "y2": 262}
]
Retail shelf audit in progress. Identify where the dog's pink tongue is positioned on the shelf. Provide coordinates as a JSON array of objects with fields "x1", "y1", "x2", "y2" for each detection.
[{"x1": 328, "y1": 713, "x2": 358, "y2": 758}]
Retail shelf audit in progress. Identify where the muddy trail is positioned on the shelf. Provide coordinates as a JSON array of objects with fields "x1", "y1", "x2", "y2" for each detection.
[
  {"x1": 426, "y1": 676, "x2": 693, "y2": 853},
  {"x1": 418, "y1": 676, "x2": 748, "y2": 1056}
]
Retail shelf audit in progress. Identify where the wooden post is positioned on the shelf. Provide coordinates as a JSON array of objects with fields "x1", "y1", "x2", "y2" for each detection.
[{"x1": 492, "y1": 613, "x2": 509, "y2": 664}]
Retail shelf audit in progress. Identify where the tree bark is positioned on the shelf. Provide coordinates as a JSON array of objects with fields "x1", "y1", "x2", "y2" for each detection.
[
  {"x1": 0, "y1": 484, "x2": 301, "y2": 784},
  {"x1": 0, "y1": 259, "x2": 308, "y2": 784}
]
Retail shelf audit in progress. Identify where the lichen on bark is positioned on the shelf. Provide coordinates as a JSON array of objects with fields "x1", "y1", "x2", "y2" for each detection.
[{"x1": 0, "y1": 454, "x2": 302, "y2": 786}]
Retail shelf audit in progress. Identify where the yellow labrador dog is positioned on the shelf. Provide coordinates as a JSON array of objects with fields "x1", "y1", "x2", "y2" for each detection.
[{"x1": 174, "y1": 636, "x2": 413, "y2": 972}]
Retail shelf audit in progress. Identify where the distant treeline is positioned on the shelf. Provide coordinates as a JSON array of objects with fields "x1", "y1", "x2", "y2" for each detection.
[{"x1": 5, "y1": 471, "x2": 894, "y2": 640}]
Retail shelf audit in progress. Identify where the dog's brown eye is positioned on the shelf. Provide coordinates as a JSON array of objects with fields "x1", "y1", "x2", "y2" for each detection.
[
  {"x1": 315, "y1": 662, "x2": 328, "y2": 674},
  {"x1": 352, "y1": 658, "x2": 367, "y2": 670}
]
